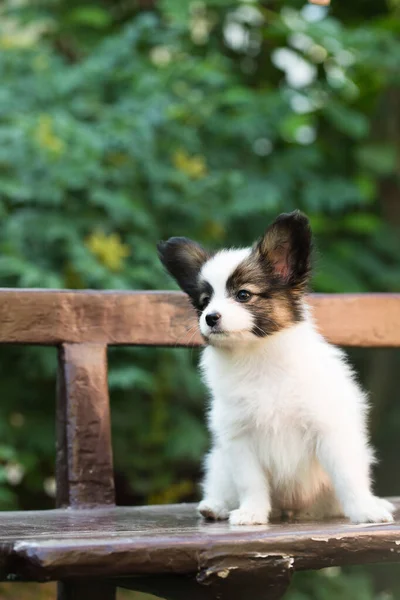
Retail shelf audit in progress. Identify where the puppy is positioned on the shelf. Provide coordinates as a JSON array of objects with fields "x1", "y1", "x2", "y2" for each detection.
[{"x1": 157, "y1": 211, "x2": 394, "y2": 525}]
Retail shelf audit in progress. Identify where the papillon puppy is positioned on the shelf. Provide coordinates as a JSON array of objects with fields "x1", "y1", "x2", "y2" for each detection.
[{"x1": 157, "y1": 211, "x2": 394, "y2": 525}]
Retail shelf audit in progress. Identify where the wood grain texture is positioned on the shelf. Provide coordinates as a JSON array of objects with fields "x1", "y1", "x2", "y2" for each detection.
[
  {"x1": 310, "y1": 293, "x2": 400, "y2": 348},
  {"x1": 56, "y1": 344, "x2": 115, "y2": 508},
  {"x1": 0, "y1": 289, "x2": 192, "y2": 346},
  {"x1": 0, "y1": 289, "x2": 398, "y2": 347},
  {"x1": 2, "y1": 501, "x2": 400, "y2": 582}
]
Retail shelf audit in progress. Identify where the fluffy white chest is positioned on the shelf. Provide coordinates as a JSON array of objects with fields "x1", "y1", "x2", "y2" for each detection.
[
  {"x1": 200, "y1": 321, "x2": 349, "y2": 508},
  {"x1": 205, "y1": 346, "x2": 313, "y2": 471},
  {"x1": 201, "y1": 328, "x2": 312, "y2": 434}
]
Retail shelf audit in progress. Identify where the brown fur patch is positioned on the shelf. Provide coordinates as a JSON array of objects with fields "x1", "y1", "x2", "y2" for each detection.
[
  {"x1": 256, "y1": 210, "x2": 312, "y2": 295},
  {"x1": 226, "y1": 211, "x2": 312, "y2": 337},
  {"x1": 226, "y1": 253, "x2": 300, "y2": 336}
]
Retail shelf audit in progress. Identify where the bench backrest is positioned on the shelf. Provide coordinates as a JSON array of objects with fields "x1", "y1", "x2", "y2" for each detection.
[{"x1": 1, "y1": 289, "x2": 399, "y2": 510}]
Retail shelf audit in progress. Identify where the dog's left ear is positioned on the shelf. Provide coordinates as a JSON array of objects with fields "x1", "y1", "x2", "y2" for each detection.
[
  {"x1": 256, "y1": 210, "x2": 312, "y2": 291},
  {"x1": 157, "y1": 237, "x2": 209, "y2": 299}
]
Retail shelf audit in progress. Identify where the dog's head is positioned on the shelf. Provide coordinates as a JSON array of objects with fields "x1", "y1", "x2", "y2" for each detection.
[{"x1": 157, "y1": 211, "x2": 312, "y2": 346}]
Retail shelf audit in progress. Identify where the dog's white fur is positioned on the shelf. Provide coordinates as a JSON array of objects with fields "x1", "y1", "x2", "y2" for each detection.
[{"x1": 197, "y1": 249, "x2": 394, "y2": 525}]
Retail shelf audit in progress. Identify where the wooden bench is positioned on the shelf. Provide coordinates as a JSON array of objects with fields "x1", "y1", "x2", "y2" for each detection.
[{"x1": 0, "y1": 289, "x2": 399, "y2": 600}]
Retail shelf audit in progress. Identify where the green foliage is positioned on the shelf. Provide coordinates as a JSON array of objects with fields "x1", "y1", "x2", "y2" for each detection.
[
  {"x1": 0, "y1": 1, "x2": 399, "y2": 596},
  {"x1": 289, "y1": 569, "x2": 376, "y2": 600}
]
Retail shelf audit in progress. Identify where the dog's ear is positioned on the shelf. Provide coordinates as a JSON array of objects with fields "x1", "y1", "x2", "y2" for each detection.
[
  {"x1": 256, "y1": 210, "x2": 312, "y2": 291},
  {"x1": 157, "y1": 237, "x2": 209, "y2": 298}
]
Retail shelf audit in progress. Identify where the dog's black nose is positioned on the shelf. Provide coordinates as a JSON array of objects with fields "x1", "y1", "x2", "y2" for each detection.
[{"x1": 206, "y1": 312, "x2": 221, "y2": 327}]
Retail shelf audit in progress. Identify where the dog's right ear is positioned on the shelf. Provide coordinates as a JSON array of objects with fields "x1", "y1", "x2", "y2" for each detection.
[{"x1": 157, "y1": 237, "x2": 209, "y2": 298}]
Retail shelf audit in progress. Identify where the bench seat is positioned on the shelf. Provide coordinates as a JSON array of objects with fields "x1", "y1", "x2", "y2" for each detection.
[
  {"x1": 1, "y1": 290, "x2": 399, "y2": 599},
  {"x1": 2, "y1": 499, "x2": 400, "y2": 586}
]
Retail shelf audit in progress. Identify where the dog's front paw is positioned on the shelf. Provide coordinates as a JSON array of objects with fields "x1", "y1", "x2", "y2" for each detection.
[
  {"x1": 198, "y1": 500, "x2": 229, "y2": 521},
  {"x1": 229, "y1": 507, "x2": 269, "y2": 526},
  {"x1": 347, "y1": 496, "x2": 395, "y2": 524}
]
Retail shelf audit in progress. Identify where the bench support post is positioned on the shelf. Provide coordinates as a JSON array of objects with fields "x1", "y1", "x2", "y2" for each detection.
[{"x1": 56, "y1": 343, "x2": 116, "y2": 600}]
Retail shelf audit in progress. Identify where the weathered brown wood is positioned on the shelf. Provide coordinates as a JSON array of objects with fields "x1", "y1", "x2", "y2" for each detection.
[
  {"x1": 56, "y1": 343, "x2": 115, "y2": 508},
  {"x1": 2, "y1": 501, "x2": 400, "y2": 583},
  {"x1": 0, "y1": 289, "x2": 398, "y2": 347},
  {"x1": 310, "y1": 293, "x2": 400, "y2": 348},
  {"x1": 0, "y1": 289, "x2": 194, "y2": 346},
  {"x1": 57, "y1": 343, "x2": 116, "y2": 599},
  {"x1": 118, "y1": 562, "x2": 292, "y2": 600}
]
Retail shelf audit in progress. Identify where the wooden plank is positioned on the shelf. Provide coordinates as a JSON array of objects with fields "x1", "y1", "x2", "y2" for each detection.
[
  {"x1": 0, "y1": 289, "x2": 194, "y2": 346},
  {"x1": 2, "y1": 501, "x2": 400, "y2": 581},
  {"x1": 311, "y1": 293, "x2": 400, "y2": 348},
  {"x1": 56, "y1": 343, "x2": 115, "y2": 508},
  {"x1": 0, "y1": 289, "x2": 398, "y2": 347}
]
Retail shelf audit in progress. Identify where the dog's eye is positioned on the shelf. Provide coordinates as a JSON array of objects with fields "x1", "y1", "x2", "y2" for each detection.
[
  {"x1": 236, "y1": 290, "x2": 252, "y2": 303},
  {"x1": 200, "y1": 295, "x2": 210, "y2": 309}
]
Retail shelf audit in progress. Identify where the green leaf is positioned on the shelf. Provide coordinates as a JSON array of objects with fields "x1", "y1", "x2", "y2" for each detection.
[
  {"x1": 159, "y1": 0, "x2": 190, "y2": 25},
  {"x1": 324, "y1": 103, "x2": 369, "y2": 139},
  {"x1": 67, "y1": 7, "x2": 112, "y2": 29},
  {"x1": 355, "y1": 143, "x2": 397, "y2": 175},
  {"x1": 313, "y1": 255, "x2": 367, "y2": 292},
  {"x1": 342, "y1": 213, "x2": 380, "y2": 234}
]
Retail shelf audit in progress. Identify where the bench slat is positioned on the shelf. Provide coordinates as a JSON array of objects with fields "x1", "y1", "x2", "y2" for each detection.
[
  {"x1": 2, "y1": 501, "x2": 400, "y2": 582},
  {"x1": 0, "y1": 289, "x2": 398, "y2": 347}
]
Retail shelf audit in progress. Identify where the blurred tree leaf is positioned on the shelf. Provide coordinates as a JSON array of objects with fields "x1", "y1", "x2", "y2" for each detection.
[
  {"x1": 67, "y1": 7, "x2": 112, "y2": 30},
  {"x1": 356, "y1": 143, "x2": 398, "y2": 175}
]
